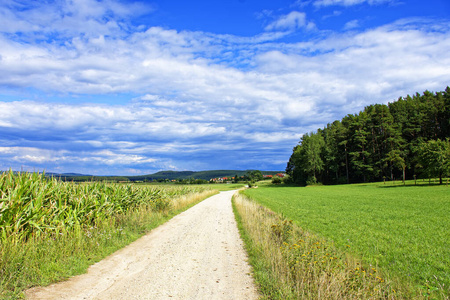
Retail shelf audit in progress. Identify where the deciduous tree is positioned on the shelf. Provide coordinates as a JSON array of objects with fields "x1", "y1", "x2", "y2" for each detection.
[{"x1": 417, "y1": 139, "x2": 450, "y2": 184}]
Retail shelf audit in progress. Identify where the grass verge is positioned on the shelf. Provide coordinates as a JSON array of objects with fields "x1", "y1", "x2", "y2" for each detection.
[
  {"x1": 0, "y1": 189, "x2": 216, "y2": 299},
  {"x1": 233, "y1": 192, "x2": 408, "y2": 299}
]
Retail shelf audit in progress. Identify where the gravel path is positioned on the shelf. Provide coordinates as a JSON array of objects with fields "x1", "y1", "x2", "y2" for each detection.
[{"x1": 25, "y1": 190, "x2": 259, "y2": 300}]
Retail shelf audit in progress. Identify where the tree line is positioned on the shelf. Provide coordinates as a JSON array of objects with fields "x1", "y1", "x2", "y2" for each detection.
[{"x1": 286, "y1": 87, "x2": 450, "y2": 185}]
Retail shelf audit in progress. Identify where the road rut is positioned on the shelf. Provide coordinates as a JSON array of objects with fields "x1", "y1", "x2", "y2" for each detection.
[{"x1": 26, "y1": 190, "x2": 258, "y2": 300}]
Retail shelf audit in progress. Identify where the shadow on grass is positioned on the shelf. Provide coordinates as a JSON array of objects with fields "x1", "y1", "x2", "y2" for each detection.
[
  {"x1": 377, "y1": 182, "x2": 448, "y2": 188},
  {"x1": 255, "y1": 183, "x2": 301, "y2": 188},
  {"x1": 257, "y1": 180, "x2": 449, "y2": 189}
]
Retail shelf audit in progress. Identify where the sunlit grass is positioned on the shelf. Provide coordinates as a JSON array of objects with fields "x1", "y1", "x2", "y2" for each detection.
[
  {"x1": 233, "y1": 193, "x2": 397, "y2": 299},
  {"x1": 201, "y1": 183, "x2": 246, "y2": 191},
  {"x1": 242, "y1": 182, "x2": 450, "y2": 299}
]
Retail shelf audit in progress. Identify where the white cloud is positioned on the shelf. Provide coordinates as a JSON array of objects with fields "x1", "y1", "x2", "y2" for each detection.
[
  {"x1": 344, "y1": 19, "x2": 360, "y2": 30},
  {"x1": 265, "y1": 11, "x2": 314, "y2": 32},
  {"x1": 140, "y1": 94, "x2": 162, "y2": 101},
  {"x1": 0, "y1": 0, "x2": 152, "y2": 37},
  {"x1": 250, "y1": 132, "x2": 300, "y2": 143},
  {"x1": 322, "y1": 10, "x2": 342, "y2": 20},
  {"x1": 0, "y1": 0, "x2": 449, "y2": 174},
  {"x1": 0, "y1": 146, "x2": 66, "y2": 163},
  {"x1": 313, "y1": 0, "x2": 393, "y2": 7},
  {"x1": 0, "y1": 145, "x2": 157, "y2": 167},
  {"x1": 2, "y1": 19, "x2": 449, "y2": 131},
  {"x1": 255, "y1": 21, "x2": 450, "y2": 110}
]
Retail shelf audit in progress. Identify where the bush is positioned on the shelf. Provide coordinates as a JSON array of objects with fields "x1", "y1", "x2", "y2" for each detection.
[
  {"x1": 247, "y1": 181, "x2": 257, "y2": 188},
  {"x1": 306, "y1": 175, "x2": 317, "y2": 186},
  {"x1": 272, "y1": 176, "x2": 282, "y2": 184},
  {"x1": 282, "y1": 175, "x2": 292, "y2": 184}
]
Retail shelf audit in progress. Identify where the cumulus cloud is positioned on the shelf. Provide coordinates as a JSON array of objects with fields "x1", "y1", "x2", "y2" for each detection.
[
  {"x1": 264, "y1": 11, "x2": 315, "y2": 32},
  {"x1": 344, "y1": 19, "x2": 360, "y2": 30},
  {"x1": 256, "y1": 20, "x2": 450, "y2": 104},
  {"x1": 313, "y1": 0, "x2": 394, "y2": 7},
  {"x1": 0, "y1": 0, "x2": 449, "y2": 174},
  {"x1": 0, "y1": 98, "x2": 295, "y2": 174},
  {"x1": 0, "y1": 145, "x2": 160, "y2": 175},
  {"x1": 0, "y1": 0, "x2": 152, "y2": 38}
]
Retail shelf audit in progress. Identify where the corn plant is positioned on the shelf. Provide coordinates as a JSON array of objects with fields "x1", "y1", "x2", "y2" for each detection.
[{"x1": 0, "y1": 170, "x2": 204, "y2": 241}]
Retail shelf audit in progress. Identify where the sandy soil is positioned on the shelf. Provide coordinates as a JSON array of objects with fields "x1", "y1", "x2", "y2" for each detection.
[{"x1": 25, "y1": 190, "x2": 259, "y2": 300}]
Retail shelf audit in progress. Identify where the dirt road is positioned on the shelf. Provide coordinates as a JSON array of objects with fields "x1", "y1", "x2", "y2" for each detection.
[{"x1": 26, "y1": 190, "x2": 258, "y2": 300}]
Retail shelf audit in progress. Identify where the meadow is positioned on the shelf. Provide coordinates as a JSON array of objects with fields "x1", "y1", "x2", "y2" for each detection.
[
  {"x1": 0, "y1": 171, "x2": 216, "y2": 299},
  {"x1": 198, "y1": 183, "x2": 246, "y2": 191},
  {"x1": 239, "y1": 181, "x2": 449, "y2": 299}
]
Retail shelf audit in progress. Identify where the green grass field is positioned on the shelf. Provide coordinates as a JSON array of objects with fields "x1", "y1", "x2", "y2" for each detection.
[
  {"x1": 242, "y1": 182, "x2": 450, "y2": 297},
  {"x1": 205, "y1": 183, "x2": 246, "y2": 191},
  {"x1": 133, "y1": 182, "x2": 246, "y2": 191}
]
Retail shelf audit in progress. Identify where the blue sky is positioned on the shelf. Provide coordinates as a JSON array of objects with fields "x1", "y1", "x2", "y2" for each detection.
[{"x1": 1, "y1": 0, "x2": 449, "y2": 175}]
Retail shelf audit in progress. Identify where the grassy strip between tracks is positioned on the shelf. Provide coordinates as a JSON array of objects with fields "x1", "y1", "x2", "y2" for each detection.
[
  {"x1": 233, "y1": 189, "x2": 447, "y2": 299},
  {"x1": 0, "y1": 171, "x2": 217, "y2": 299}
]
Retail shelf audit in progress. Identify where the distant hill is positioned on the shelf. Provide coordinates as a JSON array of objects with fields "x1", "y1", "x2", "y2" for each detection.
[
  {"x1": 39, "y1": 170, "x2": 283, "y2": 182},
  {"x1": 127, "y1": 170, "x2": 283, "y2": 181},
  {"x1": 45, "y1": 172, "x2": 91, "y2": 177}
]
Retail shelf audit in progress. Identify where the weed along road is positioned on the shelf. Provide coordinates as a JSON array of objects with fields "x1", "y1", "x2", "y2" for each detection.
[{"x1": 26, "y1": 190, "x2": 258, "y2": 300}]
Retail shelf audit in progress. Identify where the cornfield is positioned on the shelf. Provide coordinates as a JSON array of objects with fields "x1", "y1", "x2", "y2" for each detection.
[{"x1": 0, "y1": 170, "x2": 204, "y2": 241}]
